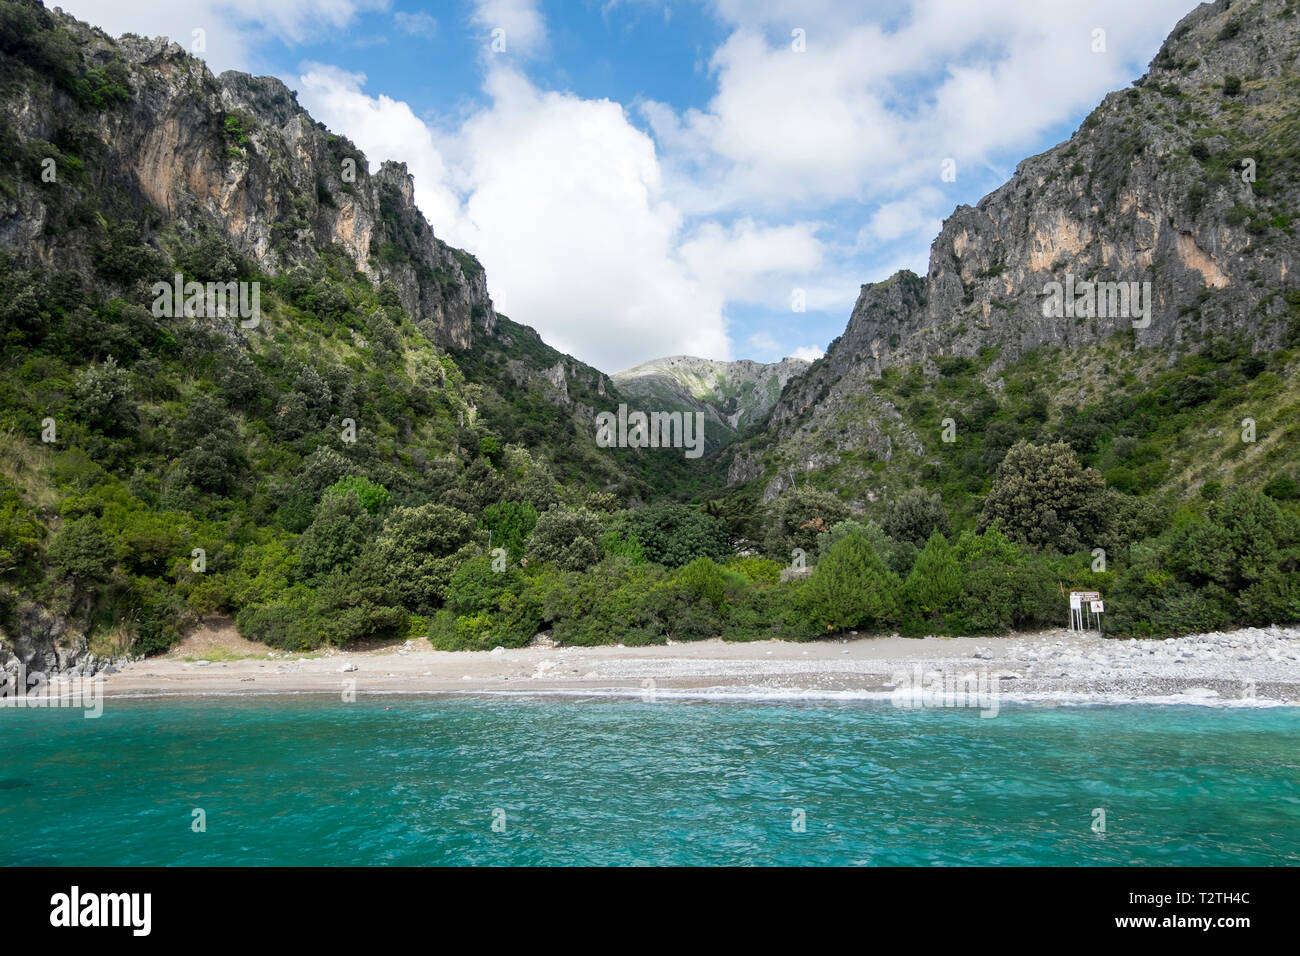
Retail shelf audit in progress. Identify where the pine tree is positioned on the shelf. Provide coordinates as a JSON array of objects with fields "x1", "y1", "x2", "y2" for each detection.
[
  {"x1": 803, "y1": 531, "x2": 902, "y2": 631},
  {"x1": 903, "y1": 532, "x2": 961, "y2": 616}
]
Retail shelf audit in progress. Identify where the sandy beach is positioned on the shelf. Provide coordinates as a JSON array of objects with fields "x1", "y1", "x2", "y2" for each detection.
[{"x1": 97, "y1": 622, "x2": 1300, "y2": 707}]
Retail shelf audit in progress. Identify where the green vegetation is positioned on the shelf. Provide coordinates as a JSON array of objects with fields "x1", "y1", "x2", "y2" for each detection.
[
  {"x1": 0, "y1": 1, "x2": 131, "y2": 110},
  {"x1": 2, "y1": 0, "x2": 1299, "y2": 659},
  {"x1": 4, "y1": 212, "x2": 1298, "y2": 653}
]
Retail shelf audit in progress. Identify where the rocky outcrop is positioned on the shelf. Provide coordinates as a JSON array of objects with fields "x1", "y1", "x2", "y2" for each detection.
[
  {"x1": 0, "y1": 601, "x2": 125, "y2": 676},
  {"x1": 866, "y1": 0, "x2": 1299, "y2": 369}
]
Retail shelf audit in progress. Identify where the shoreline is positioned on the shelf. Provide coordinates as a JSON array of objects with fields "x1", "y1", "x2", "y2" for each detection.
[{"x1": 89, "y1": 625, "x2": 1300, "y2": 708}]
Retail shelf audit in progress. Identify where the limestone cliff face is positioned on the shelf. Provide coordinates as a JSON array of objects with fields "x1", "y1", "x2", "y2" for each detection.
[
  {"x1": 0, "y1": 6, "x2": 494, "y2": 349},
  {"x1": 737, "y1": 0, "x2": 1300, "y2": 500},
  {"x1": 847, "y1": 0, "x2": 1298, "y2": 372}
]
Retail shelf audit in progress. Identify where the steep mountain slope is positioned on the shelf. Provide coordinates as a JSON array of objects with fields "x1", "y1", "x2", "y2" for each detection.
[
  {"x1": 0, "y1": 0, "x2": 703, "y2": 501},
  {"x1": 0, "y1": 0, "x2": 724, "y2": 673},
  {"x1": 611, "y1": 355, "x2": 809, "y2": 451},
  {"x1": 730, "y1": 0, "x2": 1300, "y2": 510}
]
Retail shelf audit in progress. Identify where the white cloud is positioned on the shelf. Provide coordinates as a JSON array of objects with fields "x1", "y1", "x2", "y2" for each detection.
[
  {"x1": 393, "y1": 11, "x2": 437, "y2": 38},
  {"x1": 790, "y1": 345, "x2": 825, "y2": 362},
  {"x1": 859, "y1": 187, "x2": 946, "y2": 247},
  {"x1": 678, "y1": 218, "x2": 824, "y2": 306},
  {"x1": 458, "y1": 69, "x2": 728, "y2": 371},
  {"x1": 647, "y1": 0, "x2": 1194, "y2": 215},
  {"x1": 300, "y1": 64, "x2": 731, "y2": 372},
  {"x1": 470, "y1": 0, "x2": 548, "y2": 58}
]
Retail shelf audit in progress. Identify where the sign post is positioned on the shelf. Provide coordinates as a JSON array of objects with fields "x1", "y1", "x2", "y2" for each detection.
[{"x1": 1069, "y1": 591, "x2": 1102, "y2": 632}]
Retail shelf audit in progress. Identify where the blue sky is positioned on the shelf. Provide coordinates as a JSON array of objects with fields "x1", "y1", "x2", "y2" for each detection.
[{"x1": 69, "y1": 0, "x2": 1198, "y2": 373}]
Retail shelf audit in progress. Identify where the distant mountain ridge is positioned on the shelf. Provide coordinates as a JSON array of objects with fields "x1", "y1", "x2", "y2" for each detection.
[{"x1": 611, "y1": 355, "x2": 809, "y2": 450}]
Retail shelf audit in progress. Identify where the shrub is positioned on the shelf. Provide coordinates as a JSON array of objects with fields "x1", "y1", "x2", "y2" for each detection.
[
  {"x1": 726, "y1": 555, "x2": 783, "y2": 585},
  {"x1": 525, "y1": 506, "x2": 603, "y2": 571},
  {"x1": 902, "y1": 532, "x2": 961, "y2": 622},
  {"x1": 720, "y1": 582, "x2": 817, "y2": 642},
  {"x1": 673, "y1": 557, "x2": 734, "y2": 612},
  {"x1": 802, "y1": 531, "x2": 902, "y2": 633},
  {"x1": 92, "y1": 221, "x2": 160, "y2": 283},
  {"x1": 547, "y1": 559, "x2": 667, "y2": 645},
  {"x1": 480, "y1": 500, "x2": 538, "y2": 562},
  {"x1": 0, "y1": 476, "x2": 43, "y2": 578},
  {"x1": 296, "y1": 489, "x2": 377, "y2": 582},
  {"x1": 235, "y1": 587, "x2": 323, "y2": 650},
  {"x1": 1263, "y1": 475, "x2": 1300, "y2": 501},
  {"x1": 762, "y1": 486, "x2": 852, "y2": 560},
  {"x1": 312, "y1": 566, "x2": 408, "y2": 645},
  {"x1": 816, "y1": 520, "x2": 917, "y2": 577},
  {"x1": 882, "y1": 487, "x2": 951, "y2": 546},
  {"x1": 74, "y1": 356, "x2": 132, "y2": 428},
  {"x1": 622, "y1": 503, "x2": 729, "y2": 568},
  {"x1": 642, "y1": 579, "x2": 723, "y2": 642},
  {"x1": 979, "y1": 440, "x2": 1109, "y2": 553},
  {"x1": 48, "y1": 515, "x2": 113, "y2": 584},
  {"x1": 323, "y1": 476, "x2": 389, "y2": 514},
  {"x1": 1108, "y1": 489, "x2": 1300, "y2": 634},
  {"x1": 369, "y1": 504, "x2": 478, "y2": 610},
  {"x1": 948, "y1": 528, "x2": 1055, "y2": 633},
  {"x1": 127, "y1": 575, "x2": 187, "y2": 656},
  {"x1": 446, "y1": 555, "x2": 521, "y2": 613}
]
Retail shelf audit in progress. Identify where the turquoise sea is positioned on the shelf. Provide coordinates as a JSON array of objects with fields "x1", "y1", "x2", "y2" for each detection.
[{"x1": 1, "y1": 696, "x2": 1298, "y2": 866}]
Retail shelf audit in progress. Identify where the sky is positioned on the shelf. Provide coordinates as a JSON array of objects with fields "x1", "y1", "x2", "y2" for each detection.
[{"x1": 65, "y1": 0, "x2": 1198, "y2": 374}]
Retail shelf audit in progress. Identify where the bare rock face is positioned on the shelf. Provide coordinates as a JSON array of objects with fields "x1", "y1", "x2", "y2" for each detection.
[
  {"x1": 863, "y1": 0, "x2": 1298, "y2": 369},
  {"x1": 0, "y1": 11, "x2": 495, "y2": 350},
  {"x1": 0, "y1": 601, "x2": 83, "y2": 673}
]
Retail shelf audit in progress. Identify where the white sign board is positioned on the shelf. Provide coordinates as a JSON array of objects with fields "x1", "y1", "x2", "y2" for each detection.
[{"x1": 1069, "y1": 591, "x2": 1104, "y2": 632}]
